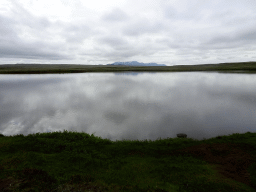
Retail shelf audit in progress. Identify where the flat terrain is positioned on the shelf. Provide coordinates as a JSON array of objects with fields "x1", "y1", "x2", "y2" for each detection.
[
  {"x1": 0, "y1": 131, "x2": 256, "y2": 191},
  {"x1": 0, "y1": 61, "x2": 256, "y2": 74}
]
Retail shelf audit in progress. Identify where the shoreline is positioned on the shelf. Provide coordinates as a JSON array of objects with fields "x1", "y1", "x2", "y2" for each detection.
[{"x1": 0, "y1": 61, "x2": 256, "y2": 74}]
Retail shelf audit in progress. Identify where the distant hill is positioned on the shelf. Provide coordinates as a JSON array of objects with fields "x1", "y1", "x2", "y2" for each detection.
[{"x1": 107, "y1": 61, "x2": 166, "y2": 66}]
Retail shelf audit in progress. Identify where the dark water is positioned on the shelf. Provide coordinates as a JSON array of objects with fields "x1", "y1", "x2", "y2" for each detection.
[{"x1": 0, "y1": 72, "x2": 255, "y2": 141}]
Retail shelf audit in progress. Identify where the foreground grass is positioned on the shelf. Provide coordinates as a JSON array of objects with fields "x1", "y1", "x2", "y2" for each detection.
[
  {"x1": 0, "y1": 131, "x2": 256, "y2": 192},
  {"x1": 0, "y1": 61, "x2": 256, "y2": 74}
]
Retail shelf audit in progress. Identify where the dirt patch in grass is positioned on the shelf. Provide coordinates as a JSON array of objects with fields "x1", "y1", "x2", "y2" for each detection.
[{"x1": 170, "y1": 143, "x2": 256, "y2": 190}]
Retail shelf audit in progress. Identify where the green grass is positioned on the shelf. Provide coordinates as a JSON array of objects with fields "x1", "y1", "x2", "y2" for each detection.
[
  {"x1": 0, "y1": 131, "x2": 256, "y2": 191},
  {"x1": 1, "y1": 61, "x2": 256, "y2": 74}
]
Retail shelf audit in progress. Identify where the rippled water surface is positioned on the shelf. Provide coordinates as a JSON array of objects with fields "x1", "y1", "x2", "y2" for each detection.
[{"x1": 0, "y1": 72, "x2": 255, "y2": 141}]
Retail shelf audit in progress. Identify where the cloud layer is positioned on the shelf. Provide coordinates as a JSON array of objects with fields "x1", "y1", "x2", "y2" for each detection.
[{"x1": 0, "y1": 0, "x2": 256, "y2": 65}]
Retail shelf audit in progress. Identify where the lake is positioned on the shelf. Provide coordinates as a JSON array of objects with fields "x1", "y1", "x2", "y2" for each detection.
[{"x1": 0, "y1": 72, "x2": 255, "y2": 141}]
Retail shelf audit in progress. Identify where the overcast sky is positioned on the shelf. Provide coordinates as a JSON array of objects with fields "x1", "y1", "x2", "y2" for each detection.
[{"x1": 1, "y1": 0, "x2": 256, "y2": 65}]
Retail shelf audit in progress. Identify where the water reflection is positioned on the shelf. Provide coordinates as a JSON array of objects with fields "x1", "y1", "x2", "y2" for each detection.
[{"x1": 0, "y1": 72, "x2": 256, "y2": 141}]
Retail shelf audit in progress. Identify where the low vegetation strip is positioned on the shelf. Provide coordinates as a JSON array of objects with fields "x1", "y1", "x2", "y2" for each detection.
[
  {"x1": 0, "y1": 61, "x2": 256, "y2": 74},
  {"x1": 0, "y1": 131, "x2": 256, "y2": 191}
]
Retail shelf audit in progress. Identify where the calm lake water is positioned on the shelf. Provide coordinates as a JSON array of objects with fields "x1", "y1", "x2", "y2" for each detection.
[{"x1": 0, "y1": 72, "x2": 256, "y2": 141}]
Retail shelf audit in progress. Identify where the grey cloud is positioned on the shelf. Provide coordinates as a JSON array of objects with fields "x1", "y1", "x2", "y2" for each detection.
[
  {"x1": 163, "y1": 1, "x2": 210, "y2": 21},
  {"x1": 97, "y1": 47, "x2": 147, "y2": 62},
  {"x1": 105, "y1": 51, "x2": 139, "y2": 61},
  {"x1": 204, "y1": 35, "x2": 239, "y2": 49},
  {"x1": 204, "y1": 27, "x2": 256, "y2": 50},
  {"x1": 123, "y1": 19, "x2": 165, "y2": 36},
  {"x1": 20, "y1": 14, "x2": 51, "y2": 31},
  {"x1": 97, "y1": 36, "x2": 130, "y2": 49},
  {"x1": 1, "y1": 0, "x2": 256, "y2": 65},
  {"x1": 163, "y1": 5, "x2": 178, "y2": 19},
  {"x1": 102, "y1": 8, "x2": 129, "y2": 22},
  {"x1": 162, "y1": 1, "x2": 256, "y2": 52},
  {"x1": 104, "y1": 111, "x2": 129, "y2": 125},
  {"x1": 8, "y1": 0, "x2": 51, "y2": 30},
  {"x1": 64, "y1": 24, "x2": 92, "y2": 43},
  {"x1": 0, "y1": 7, "x2": 71, "y2": 60},
  {"x1": 0, "y1": 40, "x2": 71, "y2": 60},
  {"x1": 93, "y1": 22, "x2": 170, "y2": 60},
  {"x1": 94, "y1": 36, "x2": 170, "y2": 62},
  {"x1": 237, "y1": 30, "x2": 256, "y2": 43},
  {"x1": 0, "y1": 15, "x2": 17, "y2": 38}
]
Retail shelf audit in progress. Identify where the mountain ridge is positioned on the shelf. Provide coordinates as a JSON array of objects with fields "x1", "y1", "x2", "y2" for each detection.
[{"x1": 107, "y1": 61, "x2": 166, "y2": 66}]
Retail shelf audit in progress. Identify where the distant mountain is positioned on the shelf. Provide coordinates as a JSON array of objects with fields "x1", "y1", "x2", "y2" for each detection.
[{"x1": 108, "y1": 61, "x2": 166, "y2": 66}]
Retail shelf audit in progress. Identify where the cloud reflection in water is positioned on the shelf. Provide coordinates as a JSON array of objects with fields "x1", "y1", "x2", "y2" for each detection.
[{"x1": 0, "y1": 72, "x2": 256, "y2": 141}]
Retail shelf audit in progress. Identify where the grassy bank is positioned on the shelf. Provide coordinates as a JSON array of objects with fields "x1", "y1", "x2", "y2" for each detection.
[
  {"x1": 0, "y1": 61, "x2": 256, "y2": 74},
  {"x1": 0, "y1": 131, "x2": 255, "y2": 192}
]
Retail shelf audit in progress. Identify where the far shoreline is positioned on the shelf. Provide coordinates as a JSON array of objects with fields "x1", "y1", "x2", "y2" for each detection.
[{"x1": 0, "y1": 61, "x2": 256, "y2": 74}]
